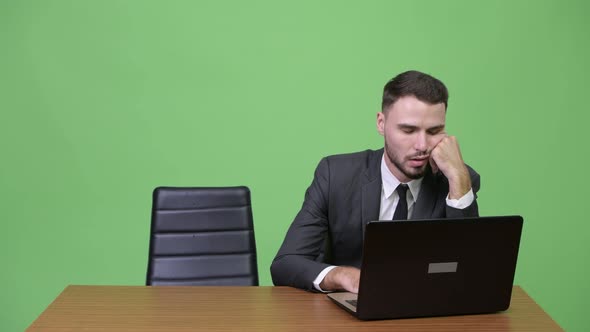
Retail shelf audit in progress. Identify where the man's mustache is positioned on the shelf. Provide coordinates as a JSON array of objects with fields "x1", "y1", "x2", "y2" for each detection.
[{"x1": 408, "y1": 151, "x2": 430, "y2": 159}]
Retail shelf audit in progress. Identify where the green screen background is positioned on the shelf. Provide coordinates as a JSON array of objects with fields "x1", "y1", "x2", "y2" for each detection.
[{"x1": 1, "y1": 1, "x2": 588, "y2": 330}]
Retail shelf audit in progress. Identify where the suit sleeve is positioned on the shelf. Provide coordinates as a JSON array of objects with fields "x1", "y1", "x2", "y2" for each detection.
[
  {"x1": 270, "y1": 157, "x2": 332, "y2": 291},
  {"x1": 445, "y1": 166, "x2": 480, "y2": 218}
]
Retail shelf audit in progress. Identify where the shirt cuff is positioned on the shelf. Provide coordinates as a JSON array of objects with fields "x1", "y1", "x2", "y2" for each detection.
[
  {"x1": 446, "y1": 188, "x2": 474, "y2": 209},
  {"x1": 313, "y1": 266, "x2": 337, "y2": 292}
]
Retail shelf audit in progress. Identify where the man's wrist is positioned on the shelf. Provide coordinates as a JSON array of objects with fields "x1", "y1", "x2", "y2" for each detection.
[
  {"x1": 447, "y1": 167, "x2": 471, "y2": 199},
  {"x1": 446, "y1": 188, "x2": 475, "y2": 209},
  {"x1": 319, "y1": 267, "x2": 337, "y2": 291},
  {"x1": 313, "y1": 266, "x2": 336, "y2": 292}
]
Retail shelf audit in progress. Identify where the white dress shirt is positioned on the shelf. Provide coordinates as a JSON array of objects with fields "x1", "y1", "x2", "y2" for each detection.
[{"x1": 313, "y1": 156, "x2": 474, "y2": 291}]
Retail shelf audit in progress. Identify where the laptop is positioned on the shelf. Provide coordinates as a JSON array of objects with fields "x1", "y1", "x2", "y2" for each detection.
[{"x1": 327, "y1": 215, "x2": 523, "y2": 320}]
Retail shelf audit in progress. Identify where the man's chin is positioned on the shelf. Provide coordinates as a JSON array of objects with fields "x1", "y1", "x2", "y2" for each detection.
[{"x1": 403, "y1": 166, "x2": 428, "y2": 180}]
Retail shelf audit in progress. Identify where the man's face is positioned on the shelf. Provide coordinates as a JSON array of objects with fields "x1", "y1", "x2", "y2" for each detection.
[{"x1": 377, "y1": 95, "x2": 447, "y2": 183}]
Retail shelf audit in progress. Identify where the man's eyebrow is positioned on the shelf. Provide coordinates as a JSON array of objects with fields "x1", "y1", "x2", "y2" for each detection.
[
  {"x1": 397, "y1": 124, "x2": 445, "y2": 131},
  {"x1": 397, "y1": 124, "x2": 418, "y2": 129},
  {"x1": 427, "y1": 125, "x2": 445, "y2": 131}
]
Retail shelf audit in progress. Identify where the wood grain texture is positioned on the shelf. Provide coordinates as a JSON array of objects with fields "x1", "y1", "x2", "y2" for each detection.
[{"x1": 27, "y1": 286, "x2": 563, "y2": 331}]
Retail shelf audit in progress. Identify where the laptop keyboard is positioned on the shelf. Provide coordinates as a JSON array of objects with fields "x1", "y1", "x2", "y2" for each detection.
[{"x1": 346, "y1": 300, "x2": 358, "y2": 307}]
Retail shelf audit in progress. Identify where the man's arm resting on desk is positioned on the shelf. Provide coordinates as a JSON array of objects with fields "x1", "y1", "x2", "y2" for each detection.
[{"x1": 271, "y1": 157, "x2": 333, "y2": 291}]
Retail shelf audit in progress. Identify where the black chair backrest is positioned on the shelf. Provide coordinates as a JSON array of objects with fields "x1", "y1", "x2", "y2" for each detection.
[{"x1": 146, "y1": 186, "x2": 259, "y2": 286}]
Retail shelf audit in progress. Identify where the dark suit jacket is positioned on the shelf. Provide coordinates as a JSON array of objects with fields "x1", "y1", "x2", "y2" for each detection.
[{"x1": 270, "y1": 148, "x2": 480, "y2": 291}]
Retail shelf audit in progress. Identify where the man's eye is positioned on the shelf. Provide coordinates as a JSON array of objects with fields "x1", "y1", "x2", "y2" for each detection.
[
  {"x1": 401, "y1": 128, "x2": 414, "y2": 134},
  {"x1": 428, "y1": 128, "x2": 444, "y2": 135}
]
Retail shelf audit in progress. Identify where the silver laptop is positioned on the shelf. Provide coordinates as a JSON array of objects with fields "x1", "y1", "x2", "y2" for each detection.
[{"x1": 327, "y1": 215, "x2": 523, "y2": 320}]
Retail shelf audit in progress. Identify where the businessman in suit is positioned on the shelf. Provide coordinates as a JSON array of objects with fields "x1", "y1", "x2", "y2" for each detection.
[{"x1": 270, "y1": 70, "x2": 480, "y2": 293}]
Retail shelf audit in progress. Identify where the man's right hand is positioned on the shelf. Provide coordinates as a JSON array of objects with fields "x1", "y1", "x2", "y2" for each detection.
[{"x1": 319, "y1": 266, "x2": 360, "y2": 293}]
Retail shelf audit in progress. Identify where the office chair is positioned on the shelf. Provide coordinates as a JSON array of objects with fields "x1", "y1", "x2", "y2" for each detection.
[{"x1": 146, "y1": 186, "x2": 259, "y2": 286}]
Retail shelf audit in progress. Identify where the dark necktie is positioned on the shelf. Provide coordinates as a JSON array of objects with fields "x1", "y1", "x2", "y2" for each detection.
[{"x1": 392, "y1": 184, "x2": 409, "y2": 220}]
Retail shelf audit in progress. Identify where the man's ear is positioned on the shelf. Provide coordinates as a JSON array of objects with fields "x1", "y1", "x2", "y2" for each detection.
[{"x1": 376, "y1": 112, "x2": 385, "y2": 136}]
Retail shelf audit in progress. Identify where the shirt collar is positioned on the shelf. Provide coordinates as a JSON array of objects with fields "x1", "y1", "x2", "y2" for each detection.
[{"x1": 381, "y1": 155, "x2": 423, "y2": 202}]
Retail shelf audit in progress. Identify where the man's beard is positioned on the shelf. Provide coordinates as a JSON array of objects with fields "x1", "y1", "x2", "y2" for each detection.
[{"x1": 385, "y1": 141, "x2": 430, "y2": 180}]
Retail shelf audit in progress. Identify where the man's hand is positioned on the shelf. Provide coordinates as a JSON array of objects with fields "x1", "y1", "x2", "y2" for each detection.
[
  {"x1": 320, "y1": 266, "x2": 360, "y2": 293},
  {"x1": 429, "y1": 135, "x2": 471, "y2": 199}
]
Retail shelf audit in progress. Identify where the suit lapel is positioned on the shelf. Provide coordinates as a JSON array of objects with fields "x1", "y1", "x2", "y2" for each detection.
[
  {"x1": 361, "y1": 150, "x2": 383, "y2": 237},
  {"x1": 411, "y1": 170, "x2": 439, "y2": 219},
  {"x1": 360, "y1": 150, "x2": 441, "y2": 226}
]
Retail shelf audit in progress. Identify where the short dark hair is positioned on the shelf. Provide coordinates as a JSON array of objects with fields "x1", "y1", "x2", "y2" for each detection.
[{"x1": 382, "y1": 70, "x2": 449, "y2": 112}]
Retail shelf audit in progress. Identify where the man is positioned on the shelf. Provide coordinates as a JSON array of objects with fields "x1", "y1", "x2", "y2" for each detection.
[{"x1": 270, "y1": 70, "x2": 480, "y2": 293}]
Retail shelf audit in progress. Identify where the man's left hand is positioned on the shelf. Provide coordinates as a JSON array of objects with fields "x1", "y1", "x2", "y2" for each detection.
[{"x1": 429, "y1": 135, "x2": 471, "y2": 199}]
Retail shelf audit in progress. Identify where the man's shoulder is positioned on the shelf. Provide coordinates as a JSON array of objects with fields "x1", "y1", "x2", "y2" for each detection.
[
  {"x1": 317, "y1": 148, "x2": 383, "y2": 177},
  {"x1": 323, "y1": 148, "x2": 383, "y2": 163}
]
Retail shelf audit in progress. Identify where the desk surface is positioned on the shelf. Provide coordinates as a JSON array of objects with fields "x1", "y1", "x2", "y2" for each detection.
[{"x1": 28, "y1": 285, "x2": 562, "y2": 331}]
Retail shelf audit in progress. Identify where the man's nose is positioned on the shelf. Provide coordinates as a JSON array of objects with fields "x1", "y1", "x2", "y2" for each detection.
[{"x1": 414, "y1": 132, "x2": 427, "y2": 152}]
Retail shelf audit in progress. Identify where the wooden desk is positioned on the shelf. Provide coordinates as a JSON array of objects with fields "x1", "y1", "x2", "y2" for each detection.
[{"x1": 28, "y1": 285, "x2": 562, "y2": 331}]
